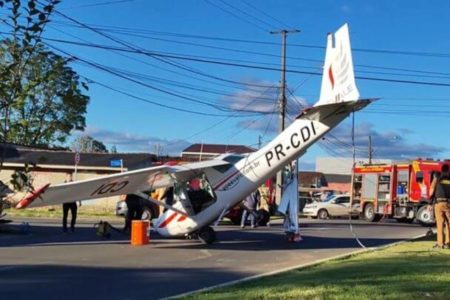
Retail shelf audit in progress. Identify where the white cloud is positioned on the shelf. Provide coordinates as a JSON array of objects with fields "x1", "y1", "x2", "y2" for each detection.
[
  {"x1": 73, "y1": 127, "x2": 190, "y2": 156},
  {"x1": 320, "y1": 122, "x2": 446, "y2": 160},
  {"x1": 217, "y1": 79, "x2": 312, "y2": 134}
]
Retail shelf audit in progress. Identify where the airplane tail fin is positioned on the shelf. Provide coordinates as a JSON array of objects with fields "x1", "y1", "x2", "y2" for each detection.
[{"x1": 314, "y1": 23, "x2": 359, "y2": 107}]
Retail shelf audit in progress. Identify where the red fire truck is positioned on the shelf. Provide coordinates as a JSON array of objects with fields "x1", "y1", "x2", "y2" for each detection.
[{"x1": 352, "y1": 159, "x2": 448, "y2": 225}]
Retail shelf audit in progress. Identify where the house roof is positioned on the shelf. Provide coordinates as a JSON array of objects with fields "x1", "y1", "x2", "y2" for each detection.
[
  {"x1": 0, "y1": 143, "x2": 157, "y2": 170},
  {"x1": 182, "y1": 143, "x2": 256, "y2": 155}
]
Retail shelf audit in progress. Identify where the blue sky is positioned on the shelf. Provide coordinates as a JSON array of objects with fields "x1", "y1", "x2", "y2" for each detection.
[{"x1": 2, "y1": 0, "x2": 450, "y2": 169}]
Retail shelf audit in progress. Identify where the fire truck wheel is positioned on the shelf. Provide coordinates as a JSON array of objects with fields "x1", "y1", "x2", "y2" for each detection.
[
  {"x1": 416, "y1": 205, "x2": 436, "y2": 226},
  {"x1": 318, "y1": 209, "x2": 329, "y2": 220},
  {"x1": 198, "y1": 226, "x2": 216, "y2": 244},
  {"x1": 363, "y1": 203, "x2": 381, "y2": 222}
]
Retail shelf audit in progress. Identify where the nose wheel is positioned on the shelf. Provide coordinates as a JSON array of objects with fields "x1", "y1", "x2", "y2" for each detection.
[
  {"x1": 185, "y1": 226, "x2": 216, "y2": 244},
  {"x1": 198, "y1": 226, "x2": 216, "y2": 244}
]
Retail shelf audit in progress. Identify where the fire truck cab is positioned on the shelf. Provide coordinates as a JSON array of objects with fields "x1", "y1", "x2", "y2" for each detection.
[{"x1": 352, "y1": 159, "x2": 447, "y2": 225}]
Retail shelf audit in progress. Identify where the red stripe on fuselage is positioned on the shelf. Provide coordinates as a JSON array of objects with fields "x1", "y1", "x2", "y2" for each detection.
[
  {"x1": 213, "y1": 169, "x2": 240, "y2": 190},
  {"x1": 158, "y1": 212, "x2": 178, "y2": 228}
]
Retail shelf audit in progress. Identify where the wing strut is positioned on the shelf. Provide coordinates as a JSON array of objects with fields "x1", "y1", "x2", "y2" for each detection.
[{"x1": 134, "y1": 191, "x2": 189, "y2": 217}]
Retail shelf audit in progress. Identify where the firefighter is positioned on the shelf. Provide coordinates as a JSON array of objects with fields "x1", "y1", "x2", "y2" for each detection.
[{"x1": 430, "y1": 164, "x2": 450, "y2": 249}]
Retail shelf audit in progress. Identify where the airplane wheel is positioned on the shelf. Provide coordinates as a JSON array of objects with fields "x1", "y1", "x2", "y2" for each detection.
[
  {"x1": 141, "y1": 206, "x2": 153, "y2": 221},
  {"x1": 198, "y1": 226, "x2": 216, "y2": 244}
]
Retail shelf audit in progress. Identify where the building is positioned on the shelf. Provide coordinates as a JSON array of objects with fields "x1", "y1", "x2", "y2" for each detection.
[
  {"x1": 323, "y1": 173, "x2": 352, "y2": 193},
  {"x1": 298, "y1": 171, "x2": 327, "y2": 188},
  {"x1": 181, "y1": 143, "x2": 256, "y2": 161},
  {"x1": 316, "y1": 157, "x2": 393, "y2": 175}
]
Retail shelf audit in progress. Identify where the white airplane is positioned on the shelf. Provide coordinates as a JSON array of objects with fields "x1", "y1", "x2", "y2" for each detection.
[{"x1": 16, "y1": 23, "x2": 374, "y2": 243}]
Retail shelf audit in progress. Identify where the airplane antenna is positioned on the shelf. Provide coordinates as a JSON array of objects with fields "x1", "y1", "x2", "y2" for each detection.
[{"x1": 271, "y1": 29, "x2": 300, "y2": 205}]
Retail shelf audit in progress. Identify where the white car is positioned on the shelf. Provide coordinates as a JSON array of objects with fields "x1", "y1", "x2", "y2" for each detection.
[{"x1": 302, "y1": 194, "x2": 359, "y2": 219}]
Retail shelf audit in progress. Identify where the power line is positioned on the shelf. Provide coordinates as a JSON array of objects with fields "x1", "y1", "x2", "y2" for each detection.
[
  {"x1": 4, "y1": 27, "x2": 450, "y2": 81},
  {"x1": 216, "y1": 0, "x2": 277, "y2": 30},
  {"x1": 203, "y1": 0, "x2": 270, "y2": 33},
  {"x1": 40, "y1": 36, "x2": 450, "y2": 87},
  {"x1": 43, "y1": 3, "x2": 278, "y2": 91},
  {"x1": 13, "y1": 16, "x2": 450, "y2": 79},
  {"x1": 44, "y1": 19, "x2": 450, "y2": 61},
  {"x1": 45, "y1": 26, "x2": 275, "y2": 93},
  {"x1": 241, "y1": 0, "x2": 292, "y2": 29},
  {"x1": 61, "y1": 0, "x2": 137, "y2": 9},
  {"x1": 49, "y1": 44, "x2": 246, "y2": 113},
  {"x1": 166, "y1": 85, "x2": 279, "y2": 146}
]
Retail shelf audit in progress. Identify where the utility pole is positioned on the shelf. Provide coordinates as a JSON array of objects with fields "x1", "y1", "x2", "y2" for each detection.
[
  {"x1": 271, "y1": 29, "x2": 300, "y2": 205},
  {"x1": 368, "y1": 135, "x2": 373, "y2": 164}
]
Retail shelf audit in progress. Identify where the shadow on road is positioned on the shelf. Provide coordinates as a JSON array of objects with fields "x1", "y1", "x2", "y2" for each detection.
[{"x1": 0, "y1": 264, "x2": 243, "y2": 300}]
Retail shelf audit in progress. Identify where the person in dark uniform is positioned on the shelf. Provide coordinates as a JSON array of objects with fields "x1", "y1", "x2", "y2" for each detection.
[
  {"x1": 123, "y1": 194, "x2": 144, "y2": 232},
  {"x1": 62, "y1": 202, "x2": 78, "y2": 232},
  {"x1": 430, "y1": 164, "x2": 450, "y2": 249},
  {"x1": 62, "y1": 173, "x2": 77, "y2": 233}
]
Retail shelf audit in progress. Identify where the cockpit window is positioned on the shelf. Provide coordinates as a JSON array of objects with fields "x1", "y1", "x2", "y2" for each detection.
[
  {"x1": 173, "y1": 173, "x2": 217, "y2": 215},
  {"x1": 212, "y1": 154, "x2": 245, "y2": 173},
  {"x1": 222, "y1": 154, "x2": 245, "y2": 164}
]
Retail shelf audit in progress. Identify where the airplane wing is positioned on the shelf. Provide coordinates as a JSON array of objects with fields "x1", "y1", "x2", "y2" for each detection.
[{"x1": 16, "y1": 159, "x2": 231, "y2": 209}]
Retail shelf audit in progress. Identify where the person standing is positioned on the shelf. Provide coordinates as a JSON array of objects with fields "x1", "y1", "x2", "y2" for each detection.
[
  {"x1": 123, "y1": 194, "x2": 144, "y2": 232},
  {"x1": 430, "y1": 164, "x2": 450, "y2": 249},
  {"x1": 62, "y1": 173, "x2": 77, "y2": 233},
  {"x1": 240, "y1": 190, "x2": 260, "y2": 228}
]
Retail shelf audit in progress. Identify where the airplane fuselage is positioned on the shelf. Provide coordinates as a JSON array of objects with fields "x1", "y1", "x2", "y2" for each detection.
[{"x1": 155, "y1": 118, "x2": 332, "y2": 237}]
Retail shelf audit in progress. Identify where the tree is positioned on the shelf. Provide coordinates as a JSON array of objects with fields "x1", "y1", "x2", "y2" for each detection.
[
  {"x1": 0, "y1": 0, "x2": 89, "y2": 147},
  {"x1": 0, "y1": 0, "x2": 88, "y2": 193},
  {"x1": 110, "y1": 145, "x2": 118, "y2": 153},
  {"x1": 72, "y1": 135, "x2": 108, "y2": 153}
]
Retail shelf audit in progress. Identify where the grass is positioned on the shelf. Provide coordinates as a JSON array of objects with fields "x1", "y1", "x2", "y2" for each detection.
[
  {"x1": 5, "y1": 206, "x2": 119, "y2": 219},
  {"x1": 185, "y1": 236, "x2": 450, "y2": 300}
]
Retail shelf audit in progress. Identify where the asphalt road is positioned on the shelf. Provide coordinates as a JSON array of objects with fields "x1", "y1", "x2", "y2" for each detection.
[{"x1": 0, "y1": 216, "x2": 430, "y2": 300}]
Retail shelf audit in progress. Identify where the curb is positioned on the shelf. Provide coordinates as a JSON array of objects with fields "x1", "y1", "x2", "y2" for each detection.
[{"x1": 166, "y1": 230, "x2": 432, "y2": 300}]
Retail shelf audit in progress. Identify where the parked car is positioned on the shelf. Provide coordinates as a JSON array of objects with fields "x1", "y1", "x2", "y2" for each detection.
[{"x1": 301, "y1": 194, "x2": 359, "y2": 219}]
